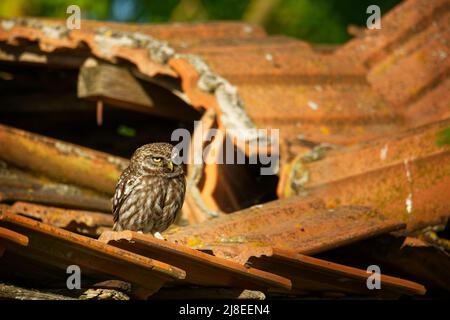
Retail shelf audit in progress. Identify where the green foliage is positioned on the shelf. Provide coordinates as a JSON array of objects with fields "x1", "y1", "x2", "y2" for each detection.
[
  {"x1": 135, "y1": 0, "x2": 179, "y2": 23},
  {"x1": 265, "y1": 0, "x2": 400, "y2": 43},
  {"x1": 266, "y1": 0, "x2": 348, "y2": 43},
  {"x1": 436, "y1": 127, "x2": 450, "y2": 147},
  {"x1": 22, "y1": 0, "x2": 110, "y2": 20},
  {"x1": 117, "y1": 125, "x2": 136, "y2": 137},
  {"x1": 0, "y1": 0, "x2": 401, "y2": 44},
  {"x1": 201, "y1": 0, "x2": 251, "y2": 21}
]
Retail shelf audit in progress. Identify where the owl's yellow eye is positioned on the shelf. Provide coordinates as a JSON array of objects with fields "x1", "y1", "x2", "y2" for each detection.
[{"x1": 152, "y1": 157, "x2": 162, "y2": 163}]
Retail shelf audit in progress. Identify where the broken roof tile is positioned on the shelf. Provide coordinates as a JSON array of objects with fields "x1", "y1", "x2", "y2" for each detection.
[
  {"x1": 1, "y1": 0, "x2": 447, "y2": 159},
  {"x1": 10, "y1": 202, "x2": 113, "y2": 237},
  {"x1": 100, "y1": 230, "x2": 425, "y2": 298},
  {"x1": 0, "y1": 0, "x2": 448, "y2": 300},
  {"x1": 247, "y1": 247, "x2": 426, "y2": 297},
  {"x1": 0, "y1": 163, "x2": 111, "y2": 212},
  {"x1": 165, "y1": 201, "x2": 405, "y2": 256},
  {"x1": 0, "y1": 124, "x2": 128, "y2": 195},
  {"x1": 99, "y1": 230, "x2": 291, "y2": 291},
  {"x1": 0, "y1": 226, "x2": 29, "y2": 247},
  {"x1": 327, "y1": 235, "x2": 450, "y2": 292},
  {"x1": 0, "y1": 212, "x2": 185, "y2": 298}
]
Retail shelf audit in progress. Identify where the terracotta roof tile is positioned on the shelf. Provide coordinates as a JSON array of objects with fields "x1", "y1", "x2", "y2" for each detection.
[
  {"x1": 99, "y1": 230, "x2": 292, "y2": 291},
  {"x1": 278, "y1": 120, "x2": 450, "y2": 232},
  {"x1": 248, "y1": 247, "x2": 425, "y2": 297},
  {"x1": 1, "y1": 0, "x2": 446, "y2": 158},
  {"x1": 0, "y1": 0, "x2": 448, "y2": 299},
  {"x1": 0, "y1": 212, "x2": 185, "y2": 298},
  {"x1": 321, "y1": 235, "x2": 450, "y2": 292},
  {"x1": 10, "y1": 202, "x2": 113, "y2": 237},
  {"x1": 367, "y1": 28, "x2": 449, "y2": 107},
  {"x1": 336, "y1": 0, "x2": 448, "y2": 67},
  {"x1": 165, "y1": 200, "x2": 405, "y2": 256},
  {"x1": 0, "y1": 124, "x2": 128, "y2": 195}
]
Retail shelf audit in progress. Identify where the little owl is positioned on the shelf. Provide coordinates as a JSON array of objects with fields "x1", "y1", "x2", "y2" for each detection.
[{"x1": 112, "y1": 143, "x2": 186, "y2": 239}]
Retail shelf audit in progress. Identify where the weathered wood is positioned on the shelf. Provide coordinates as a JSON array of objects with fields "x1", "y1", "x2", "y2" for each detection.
[
  {"x1": 79, "y1": 288, "x2": 130, "y2": 300},
  {"x1": 77, "y1": 58, "x2": 200, "y2": 121},
  {"x1": 78, "y1": 58, "x2": 154, "y2": 111},
  {"x1": 0, "y1": 282, "x2": 76, "y2": 300},
  {"x1": 0, "y1": 282, "x2": 130, "y2": 300}
]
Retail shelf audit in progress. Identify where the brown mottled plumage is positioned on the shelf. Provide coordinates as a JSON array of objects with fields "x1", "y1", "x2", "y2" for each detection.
[{"x1": 112, "y1": 143, "x2": 186, "y2": 235}]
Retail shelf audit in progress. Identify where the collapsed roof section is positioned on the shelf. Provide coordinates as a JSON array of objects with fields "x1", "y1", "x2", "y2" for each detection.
[{"x1": 0, "y1": 0, "x2": 449, "y2": 299}]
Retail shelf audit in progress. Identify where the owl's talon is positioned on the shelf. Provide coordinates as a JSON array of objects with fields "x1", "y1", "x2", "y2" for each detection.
[{"x1": 153, "y1": 232, "x2": 165, "y2": 240}]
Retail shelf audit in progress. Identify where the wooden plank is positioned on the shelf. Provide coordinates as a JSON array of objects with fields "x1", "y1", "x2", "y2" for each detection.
[
  {"x1": 0, "y1": 282, "x2": 77, "y2": 300},
  {"x1": 78, "y1": 59, "x2": 154, "y2": 111}
]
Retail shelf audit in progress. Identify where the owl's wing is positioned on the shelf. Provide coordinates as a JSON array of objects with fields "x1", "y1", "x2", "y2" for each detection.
[
  {"x1": 112, "y1": 169, "x2": 139, "y2": 223},
  {"x1": 162, "y1": 176, "x2": 187, "y2": 216}
]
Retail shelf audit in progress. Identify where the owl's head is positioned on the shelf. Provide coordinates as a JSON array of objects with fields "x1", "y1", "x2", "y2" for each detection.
[{"x1": 130, "y1": 143, "x2": 184, "y2": 177}]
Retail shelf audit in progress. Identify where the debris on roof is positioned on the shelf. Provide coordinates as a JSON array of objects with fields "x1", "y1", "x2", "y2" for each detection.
[
  {"x1": 0, "y1": 0, "x2": 448, "y2": 300},
  {"x1": 0, "y1": 282, "x2": 77, "y2": 300},
  {"x1": 0, "y1": 123, "x2": 128, "y2": 194},
  {"x1": 100, "y1": 230, "x2": 425, "y2": 298},
  {"x1": 10, "y1": 201, "x2": 113, "y2": 237},
  {"x1": 99, "y1": 230, "x2": 292, "y2": 291},
  {"x1": 0, "y1": 161, "x2": 111, "y2": 212},
  {"x1": 0, "y1": 212, "x2": 185, "y2": 299}
]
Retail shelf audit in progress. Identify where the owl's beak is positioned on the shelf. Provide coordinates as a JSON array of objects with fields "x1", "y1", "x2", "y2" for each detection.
[{"x1": 167, "y1": 161, "x2": 174, "y2": 172}]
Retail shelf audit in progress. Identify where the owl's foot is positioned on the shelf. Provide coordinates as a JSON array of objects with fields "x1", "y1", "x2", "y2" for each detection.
[{"x1": 153, "y1": 232, "x2": 165, "y2": 240}]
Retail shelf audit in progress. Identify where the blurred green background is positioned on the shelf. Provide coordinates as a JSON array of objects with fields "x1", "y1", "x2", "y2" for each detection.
[{"x1": 0, "y1": 0, "x2": 401, "y2": 43}]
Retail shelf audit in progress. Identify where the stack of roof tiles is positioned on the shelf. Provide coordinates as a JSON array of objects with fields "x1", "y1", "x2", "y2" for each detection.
[{"x1": 0, "y1": 0, "x2": 448, "y2": 299}]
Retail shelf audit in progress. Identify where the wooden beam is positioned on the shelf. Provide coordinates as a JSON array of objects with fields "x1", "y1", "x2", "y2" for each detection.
[
  {"x1": 78, "y1": 58, "x2": 154, "y2": 111},
  {"x1": 0, "y1": 282, "x2": 77, "y2": 300}
]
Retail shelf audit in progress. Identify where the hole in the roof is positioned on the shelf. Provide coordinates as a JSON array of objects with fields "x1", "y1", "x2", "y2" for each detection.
[
  {"x1": 209, "y1": 136, "x2": 279, "y2": 213},
  {"x1": 0, "y1": 60, "x2": 200, "y2": 158},
  {"x1": 0, "y1": 50, "x2": 279, "y2": 216}
]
